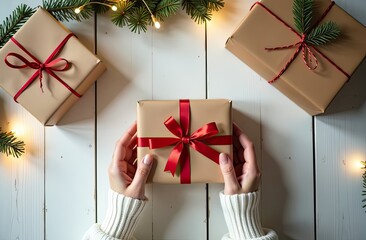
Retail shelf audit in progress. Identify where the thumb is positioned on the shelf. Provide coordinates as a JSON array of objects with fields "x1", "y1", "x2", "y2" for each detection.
[
  {"x1": 219, "y1": 153, "x2": 240, "y2": 195},
  {"x1": 128, "y1": 154, "x2": 153, "y2": 199}
]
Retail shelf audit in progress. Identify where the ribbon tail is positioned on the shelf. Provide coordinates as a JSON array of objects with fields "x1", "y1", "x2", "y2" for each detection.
[
  {"x1": 180, "y1": 145, "x2": 191, "y2": 184},
  {"x1": 164, "y1": 143, "x2": 184, "y2": 176},
  {"x1": 190, "y1": 141, "x2": 221, "y2": 164}
]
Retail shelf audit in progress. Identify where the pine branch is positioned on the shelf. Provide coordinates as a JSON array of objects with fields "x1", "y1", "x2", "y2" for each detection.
[
  {"x1": 111, "y1": 0, "x2": 134, "y2": 28},
  {"x1": 155, "y1": 0, "x2": 180, "y2": 19},
  {"x1": 293, "y1": 0, "x2": 313, "y2": 34},
  {"x1": 128, "y1": 6, "x2": 150, "y2": 34},
  {"x1": 182, "y1": 0, "x2": 211, "y2": 24},
  {"x1": 306, "y1": 21, "x2": 340, "y2": 46},
  {"x1": 0, "y1": 128, "x2": 25, "y2": 158},
  {"x1": 0, "y1": 4, "x2": 35, "y2": 49},
  {"x1": 42, "y1": 0, "x2": 93, "y2": 22}
]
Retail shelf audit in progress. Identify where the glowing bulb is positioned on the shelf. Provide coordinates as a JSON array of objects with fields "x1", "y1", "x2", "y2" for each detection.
[
  {"x1": 11, "y1": 125, "x2": 25, "y2": 136},
  {"x1": 151, "y1": 15, "x2": 160, "y2": 29},
  {"x1": 74, "y1": 7, "x2": 81, "y2": 14},
  {"x1": 111, "y1": 5, "x2": 118, "y2": 11},
  {"x1": 355, "y1": 161, "x2": 364, "y2": 169}
]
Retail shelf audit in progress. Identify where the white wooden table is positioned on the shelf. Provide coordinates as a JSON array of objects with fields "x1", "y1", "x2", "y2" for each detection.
[{"x1": 1, "y1": 0, "x2": 366, "y2": 239}]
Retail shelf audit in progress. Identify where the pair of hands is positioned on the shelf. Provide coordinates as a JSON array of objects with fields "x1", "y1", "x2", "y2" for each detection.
[{"x1": 108, "y1": 122, "x2": 261, "y2": 200}]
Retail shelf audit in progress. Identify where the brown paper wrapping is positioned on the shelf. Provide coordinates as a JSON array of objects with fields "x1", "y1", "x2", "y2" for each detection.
[
  {"x1": 0, "y1": 8, "x2": 106, "y2": 125},
  {"x1": 226, "y1": 0, "x2": 366, "y2": 115},
  {"x1": 137, "y1": 99, "x2": 232, "y2": 184}
]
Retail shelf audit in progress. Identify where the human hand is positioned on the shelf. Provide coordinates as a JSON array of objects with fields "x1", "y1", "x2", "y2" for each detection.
[
  {"x1": 108, "y1": 122, "x2": 153, "y2": 200},
  {"x1": 219, "y1": 123, "x2": 261, "y2": 195}
]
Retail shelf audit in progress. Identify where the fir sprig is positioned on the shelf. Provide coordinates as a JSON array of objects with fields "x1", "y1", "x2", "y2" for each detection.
[
  {"x1": 0, "y1": 128, "x2": 25, "y2": 158},
  {"x1": 292, "y1": 0, "x2": 340, "y2": 46},
  {"x1": 293, "y1": 0, "x2": 313, "y2": 34},
  {"x1": 0, "y1": 4, "x2": 35, "y2": 49},
  {"x1": 42, "y1": 0, "x2": 94, "y2": 22},
  {"x1": 182, "y1": 0, "x2": 224, "y2": 24},
  {"x1": 128, "y1": 6, "x2": 151, "y2": 33},
  {"x1": 362, "y1": 161, "x2": 366, "y2": 212},
  {"x1": 155, "y1": 0, "x2": 180, "y2": 19},
  {"x1": 306, "y1": 21, "x2": 340, "y2": 46}
]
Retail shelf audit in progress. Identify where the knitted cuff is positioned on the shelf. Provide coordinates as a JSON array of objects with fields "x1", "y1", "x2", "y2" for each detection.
[
  {"x1": 100, "y1": 190, "x2": 146, "y2": 239},
  {"x1": 220, "y1": 191, "x2": 265, "y2": 240}
]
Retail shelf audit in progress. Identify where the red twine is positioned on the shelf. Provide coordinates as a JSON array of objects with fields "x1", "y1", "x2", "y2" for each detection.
[
  {"x1": 4, "y1": 33, "x2": 82, "y2": 102},
  {"x1": 138, "y1": 99, "x2": 232, "y2": 184},
  {"x1": 250, "y1": 1, "x2": 350, "y2": 83}
]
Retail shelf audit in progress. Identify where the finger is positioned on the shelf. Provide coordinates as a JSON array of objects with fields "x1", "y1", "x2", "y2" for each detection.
[
  {"x1": 234, "y1": 124, "x2": 258, "y2": 171},
  {"x1": 129, "y1": 154, "x2": 153, "y2": 190},
  {"x1": 219, "y1": 153, "x2": 240, "y2": 195},
  {"x1": 119, "y1": 122, "x2": 137, "y2": 148}
]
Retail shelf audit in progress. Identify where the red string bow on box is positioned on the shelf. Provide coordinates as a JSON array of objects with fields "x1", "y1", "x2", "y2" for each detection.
[
  {"x1": 4, "y1": 33, "x2": 82, "y2": 102},
  {"x1": 138, "y1": 99, "x2": 232, "y2": 184},
  {"x1": 251, "y1": 1, "x2": 350, "y2": 83}
]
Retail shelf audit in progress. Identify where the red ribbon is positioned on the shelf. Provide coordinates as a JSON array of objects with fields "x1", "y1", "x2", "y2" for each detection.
[
  {"x1": 251, "y1": 1, "x2": 350, "y2": 83},
  {"x1": 4, "y1": 33, "x2": 82, "y2": 102},
  {"x1": 138, "y1": 99, "x2": 232, "y2": 184}
]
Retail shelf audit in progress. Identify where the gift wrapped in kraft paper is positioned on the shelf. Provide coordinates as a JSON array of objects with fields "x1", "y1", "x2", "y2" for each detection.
[
  {"x1": 0, "y1": 8, "x2": 106, "y2": 125},
  {"x1": 137, "y1": 99, "x2": 233, "y2": 184},
  {"x1": 226, "y1": 0, "x2": 366, "y2": 115}
]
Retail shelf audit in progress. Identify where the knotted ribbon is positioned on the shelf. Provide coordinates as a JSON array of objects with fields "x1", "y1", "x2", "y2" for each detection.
[
  {"x1": 138, "y1": 99, "x2": 232, "y2": 184},
  {"x1": 251, "y1": 1, "x2": 350, "y2": 83},
  {"x1": 4, "y1": 33, "x2": 81, "y2": 102}
]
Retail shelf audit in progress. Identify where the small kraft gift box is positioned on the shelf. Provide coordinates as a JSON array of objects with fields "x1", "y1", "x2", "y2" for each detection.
[
  {"x1": 0, "y1": 8, "x2": 106, "y2": 125},
  {"x1": 137, "y1": 99, "x2": 233, "y2": 184},
  {"x1": 226, "y1": 0, "x2": 366, "y2": 115}
]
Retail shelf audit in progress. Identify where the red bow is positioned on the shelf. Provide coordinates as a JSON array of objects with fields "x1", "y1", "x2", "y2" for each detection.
[
  {"x1": 4, "y1": 33, "x2": 81, "y2": 102},
  {"x1": 138, "y1": 99, "x2": 232, "y2": 184}
]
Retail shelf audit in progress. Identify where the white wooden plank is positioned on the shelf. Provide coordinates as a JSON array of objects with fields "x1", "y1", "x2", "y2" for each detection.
[
  {"x1": 206, "y1": 0, "x2": 262, "y2": 238},
  {"x1": 207, "y1": 0, "x2": 314, "y2": 239},
  {"x1": 315, "y1": 0, "x2": 366, "y2": 238},
  {"x1": 0, "y1": 1, "x2": 44, "y2": 239},
  {"x1": 95, "y1": 13, "x2": 154, "y2": 240},
  {"x1": 96, "y1": 8, "x2": 207, "y2": 239}
]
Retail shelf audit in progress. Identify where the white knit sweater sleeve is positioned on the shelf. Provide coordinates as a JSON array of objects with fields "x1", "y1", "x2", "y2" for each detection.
[
  {"x1": 82, "y1": 190, "x2": 146, "y2": 240},
  {"x1": 220, "y1": 191, "x2": 278, "y2": 240}
]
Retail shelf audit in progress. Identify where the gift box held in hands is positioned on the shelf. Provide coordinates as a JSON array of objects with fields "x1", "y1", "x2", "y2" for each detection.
[
  {"x1": 226, "y1": 0, "x2": 366, "y2": 115},
  {"x1": 0, "y1": 8, "x2": 106, "y2": 125},
  {"x1": 137, "y1": 99, "x2": 232, "y2": 184}
]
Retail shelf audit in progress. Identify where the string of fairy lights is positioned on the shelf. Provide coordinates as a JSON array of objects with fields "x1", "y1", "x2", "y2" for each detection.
[{"x1": 74, "y1": 0, "x2": 161, "y2": 29}]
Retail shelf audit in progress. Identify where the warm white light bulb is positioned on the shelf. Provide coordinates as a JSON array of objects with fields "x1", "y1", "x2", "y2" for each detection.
[
  {"x1": 154, "y1": 21, "x2": 161, "y2": 29},
  {"x1": 75, "y1": 7, "x2": 81, "y2": 14},
  {"x1": 111, "y1": 5, "x2": 118, "y2": 11},
  {"x1": 151, "y1": 15, "x2": 160, "y2": 29}
]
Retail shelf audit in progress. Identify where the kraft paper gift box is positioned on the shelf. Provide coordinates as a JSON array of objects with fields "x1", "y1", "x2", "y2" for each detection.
[
  {"x1": 226, "y1": 0, "x2": 366, "y2": 115},
  {"x1": 0, "y1": 8, "x2": 106, "y2": 125},
  {"x1": 137, "y1": 99, "x2": 232, "y2": 184}
]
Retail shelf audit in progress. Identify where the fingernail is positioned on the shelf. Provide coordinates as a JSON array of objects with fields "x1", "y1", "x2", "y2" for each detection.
[
  {"x1": 219, "y1": 153, "x2": 228, "y2": 164},
  {"x1": 143, "y1": 154, "x2": 152, "y2": 166}
]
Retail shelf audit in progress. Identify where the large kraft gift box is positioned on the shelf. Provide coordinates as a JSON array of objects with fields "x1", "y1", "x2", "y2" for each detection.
[
  {"x1": 0, "y1": 8, "x2": 106, "y2": 125},
  {"x1": 137, "y1": 99, "x2": 232, "y2": 184},
  {"x1": 226, "y1": 0, "x2": 366, "y2": 115}
]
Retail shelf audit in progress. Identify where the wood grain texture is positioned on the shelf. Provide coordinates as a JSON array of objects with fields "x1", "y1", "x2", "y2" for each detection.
[
  {"x1": 0, "y1": 1, "x2": 44, "y2": 239},
  {"x1": 315, "y1": 1, "x2": 366, "y2": 239}
]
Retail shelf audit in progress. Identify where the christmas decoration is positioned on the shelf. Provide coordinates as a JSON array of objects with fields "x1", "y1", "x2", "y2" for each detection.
[
  {"x1": 0, "y1": 128, "x2": 25, "y2": 158},
  {"x1": 226, "y1": 0, "x2": 366, "y2": 115},
  {"x1": 137, "y1": 99, "x2": 232, "y2": 184},
  {"x1": 0, "y1": 0, "x2": 225, "y2": 46},
  {"x1": 0, "y1": 8, "x2": 106, "y2": 125}
]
